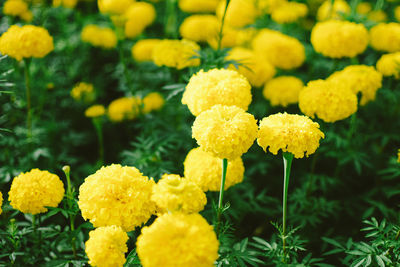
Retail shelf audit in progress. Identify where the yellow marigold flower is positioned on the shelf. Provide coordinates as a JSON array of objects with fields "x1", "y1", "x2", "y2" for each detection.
[
  {"x1": 124, "y1": 2, "x2": 156, "y2": 39},
  {"x1": 98, "y1": 0, "x2": 134, "y2": 15},
  {"x1": 85, "y1": 105, "x2": 106, "y2": 118},
  {"x1": 376, "y1": 52, "x2": 400, "y2": 79},
  {"x1": 152, "y1": 39, "x2": 200, "y2": 69},
  {"x1": 311, "y1": 20, "x2": 368, "y2": 58},
  {"x1": 125, "y1": 20, "x2": 146, "y2": 39},
  {"x1": 78, "y1": 164, "x2": 156, "y2": 231},
  {"x1": 8, "y1": 169, "x2": 65, "y2": 215},
  {"x1": 263, "y1": 76, "x2": 304, "y2": 107},
  {"x1": 70, "y1": 82, "x2": 95, "y2": 103},
  {"x1": 226, "y1": 47, "x2": 276, "y2": 87},
  {"x1": 53, "y1": 0, "x2": 78, "y2": 8},
  {"x1": 0, "y1": 191, "x2": 3, "y2": 215},
  {"x1": 182, "y1": 68, "x2": 252, "y2": 116},
  {"x1": 216, "y1": 0, "x2": 258, "y2": 28},
  {"x1": 370, "y1": 23, "x2": 400, "y2": 53},
  {"x1": 3, "y1": 0, "x2": 32, "y2": 21},
  {"x1": 143, "y1": 92, "x2": 164, "y2": 114},
  {"x1": 192, "y1": 105, "x2": 258, "y2": 160},
  {"x1": 299, "y1": 80, "x2": 358, "y2": 123},
  {"x1": 317, "y1": 0, "x2": 350, "y2": 21},
  {"x1": 107, "y1": 96, "x2": 142, "y2": 122},
  {"x1": 257, "y1": 113, "x2": 324, "y2": 158},
  {"x1": 85, "y1": 226, "x2": 128, "y2": 267},
  {"x1": 137, "y1": 213, "x2": 219, "y2": 267},
  {"x1": 152, "y1": 174, "x2": 206, "y2": 214},
  {"x1": 81, "y1": 25, "x2": 117, "y2": 49},
  {"x1": 395, "y1": 6, "x2": 400, "y2": 22},
  {"x1": 179, "y1": 15, "x2": 219, "y2": 43},
  {"x1": 19, "y1": 10, "x2": 33, "y2": 21},
  {"x1": 271, "y1": 2, "x2": 308, "y2": 24},
  {"x1": 184, "y1": 147, "x2": 244, "y2": 192},
  {"x1": 252, "y1": 29, "x2": 305, "y2": 70},
  {"x1": 368, "y1": 10, "x2": 387, "y2": 22},
  {"x1": 356, "y1": 2, "x2": 371, "y2": 15},
  {"x1": 328, "y1": 65, "x2": 382, "y2": 105},
  {"x1": 257, "y1": 0, "x2": 287, "y2": 14},
  {"x1": 0, "y1": 25, "x2": 54, "y2": 61},
  {"x1": 131, "y1": 39, "x2": 161, "y2": 62},
  {"x1": 207, "y1": 26, "x2": 239, "y2": 49},
  {"x1": 178, "y1": 0, "x2": 219, "y2": 13}
]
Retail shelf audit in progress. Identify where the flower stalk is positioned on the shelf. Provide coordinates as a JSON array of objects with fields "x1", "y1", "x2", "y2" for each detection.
[
  {"x1": 282, "y1": 152, "x2": 294, "y2": 261},
  {"x1": 92, "y1": 118, "x2": 104, "y2": 166},
  {"x1": 217, "y1": 0, "x2": 231, "y2": 51},
  {"x1": 62, "y1": 166, "x2": 77, "y2": 258},
  {"x1": 216, "y1": 158, "x2": 228, "y2": 237},
  {"x1": 24, "y1": 58, "x2": 32, "y2": 139}
]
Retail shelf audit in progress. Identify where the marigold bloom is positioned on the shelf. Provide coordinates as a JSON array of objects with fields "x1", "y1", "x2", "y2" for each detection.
[
  {"x1": 184, "y1": 147, "x2": 244, "y2": 191},
  {"x1": 356, "y1": 2, "x2": 371, "y2": 14},
  {"x1": 137, "y1": 213, "x2": 219, "y2": 267},
  {"x1": 107, "y1": 97, "x2": 142, "y2": 122},
  {"x1": 152, "y1": 39, "x2": 200, "y2": 69},
  {"x1": 178, "y1": 0, "x2": 219, "y2": 13},
  {"x1": 131, "y1": 39, "x2": 161, "y2": 62},
  {"x1": 216, "y1": 0, "x2": 258, "y2": 28},
  {"x1": 271, "y1": 2, "x2": 308, "y2": 24},
  {"x1": 376, "y1": 52, "x2": 400, "y2": 79},
  {"x1": 395, "y1": 6, "x2": 400, "y2": 22},
  {"x1": 124, "y1": 2, "x2": 156, "y2": 39},
  {"x1": 81, "y1": 25, "x2": 117, "y2": 49},
  {"x1": 152, "y1": 174, "x2": 206, "y2": 214},
  {"x1": 98, "y1": 0, "x2": 134, "y2": 15},
  {"x1": 85, "y1": 105, "x2": 106, "y2": 118},
  {"x1": 0, "y1": 191, "x2": 3, "y2": 215},
  {"x1": 192, "y1": 105, "x2": 258, "y2": 160},
  {"x1": 299, "y1": 80, "x2": 358, "y2": 123},
  {"x1": 3, "y1": 0, "x2": 32, "y2": 21},
  {"x1": 311, "y1": 20, "x2": 368, "y2": 58},
  {"x1": 53, "y1": 0, "x2": 78, "y2": 8},
  {"x1": 328, "y1": 65, "x2": 382, "y2": 105},
  {"x1": 370, "y1": 23, "x2": 400, "y2": 53},
  {"x1": 179, "y1": 15, "x2": 219, "y2": 43},
  {"x1": 263, "y1": 76, "x2": 303, "y2": 107},
  {"x1": 70, "y1": 82, "x2": 95, "y2": 103},
  {"x1": 0, "y1": 25, "x2": 54, "y2": 61},
  {"x1": 182, "y1": 68, "x2": 252, "y2": 116},
  {"x1": 8, "y1": 169, "x2": 65, "y2": 215},
  {"x1": 78, "y1": 164, "x2": 156, "y2": 231},
  {"x1": 142, "y1": 92, "x2": 164, "y2": 114},
  {"x1": 85, "y1": 226, "x2": 128, "y2": 267},
  {"x1": 317, "y1": 0, "x2": 350, "y2": 21}
]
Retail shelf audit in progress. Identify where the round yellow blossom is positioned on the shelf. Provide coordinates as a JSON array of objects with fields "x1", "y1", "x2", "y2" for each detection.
[
  {"x1": 98, "y1": 0, "x2": 134, "y2": 15},
  {"x1": 152, "y1": 39, "x2": 200, "y2": 69},
  {"x1": 152, "y1": 174, "x2": 206, "y2": 214},
  {"x1": 107, "y1": 97, "x2": 142, "y2": 122},
  {"x1": 3, "y1": 0, "x2": 32, "y2": 21},
  {"x1": 317, "y1": 0, "x2": 350, "y2": 21},
  {"x1": 124, "y1": 20, "x2": 146, "y2": 39},
  {"x1": 178, "y1": 0, "x2": 219, "y2": 13},
  {"x1": 131, "y1": 39, "x2": 161, "y2": 62},
  {"x1": 124, "y1": 2, "x2": 156, "y2": 39},
  {"x1": 252, "y1": 29, "x2": 305, "y2": 70},
  {"x1": 0, "y1": 191, "x2": 3, "y2": 215},
  {"x1": 369, "y1": 23, "x2": 400, "y2": 53},
  {"x1": 81, "y1": 25, "x2": 117, "y2": 49},
  {"x1": 328, "y1": 65, "x2": 383, "y2": 105},
  {"x1": 137, "y1": 213, "x2": 219, "y2": 267},
  {"x1": 192, "y1": 105, "x2": 258, "y2": 160},
  {"x1": 85, "y1": 105, "x2": 106, "y2": 118},
  {"x1": 356, "y1": 2, "x2": 371, "y2": 15},
  {"x1": 85, "y1": 226, "x2": 128, "y2": 267},
  {"x1": 299, "y1": 80, "x2": 358, "y2": 123},
  {"x1": 271, "y1": 2, "x2": 308, "y2": 24},
  {"x1": 263, "y1": 76, "x2": 304, "y2": 107},
  {"x1": 143, "y1": 92, "x2": 164, "y2": 114},
  {"x1": 207, "y1": 26, "x2": 239, "y2": 49},
  {"x1": 70, "y1": 82, "x2": 95, "y2": 103},
  {"x1": 8, "y1": 169, "x2": 65, "y2": 215},
  {"x1": 179, "y1": 15, "x2": 219, "y2": 43},
  {"x1": 311, "y1": 20, "x2": 368, "y2": 58},
  {"x1": 395, "y1": 6, "x2": 400, "y2": 22},
  {"x1": 376, "y1": 52, "x2": 400, "y2": 79},
  {"x1": 216, "y1": 0, "x2": 258, "y2": 28},
  {"x1": 182, "y1": 68, "x2": 252, "y2": 116},
  {"x1": 0, "y1": 25, "x2": 54, "y2": 61},
  {"x1": 53, "y1": 0, "x2": 78, "y2": 8},
  {"x1": 78, "y1": 164, "x2": 156, "y2": 231},
  {"x1": 184, "y1": 147, "x2": 244, "y2": 192},
  {"x1": 226, "y1": 47, "x2": 276, "y2": 87},
  {"x1": 257, "y1": 113, "x2": 324, "y2": 158}
]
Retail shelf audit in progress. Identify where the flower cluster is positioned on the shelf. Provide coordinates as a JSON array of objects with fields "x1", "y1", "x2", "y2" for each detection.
[
  {"x1": 3, "y1": 0, "x2": 33, "y2": 21},
  {"x1": 152, "y1": 39, "x2": 200, "y2": 69},
  {"x1": 263, "y1": 76, "x2": 304, "y2": 107},
  {"x1": 70, "y1": 82, "x2": 95, "y2": 103},
  {"x1": 369, "y1": 23, "x2": 400, "y2": 53},
  {"x1": 81, "y1": 24, "x2": 117, "y2": 49}
]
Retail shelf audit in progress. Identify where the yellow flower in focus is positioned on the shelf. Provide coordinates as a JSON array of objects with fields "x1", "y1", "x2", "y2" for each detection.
[
  {"x1": 184, "y1": 147, "x2": 244, "y2": 192},
  {"x1": 376, "y1": 52, "x2": 400, "y2": 79},
  {"x1": 317, "y1": 0, "x2": 350, "y2": 21},
  {"x1": 78, "y1": 164, "x2": 156, "y2": 231},
  {"x1": 107, "y1": 97, "x2": 142, "y2": 122},
  {"x1": 152, "y1": 174, "x2": 206, "y2": 214},
  {"x1": 85, "y1": 105, "x2": 106, "y2": 118},
  {"x1": 370, "y1": 23, "x2": 400, "y2": 53},
  {"x1": 53, "y1": 0, "x2": 78, "y2": 8},
  {"x1": 3, "y1": 0, "x2": 32, "y2": 21},
  {"x1": 299, "y1": 80, "x2": 358, "y2": 123},
  {"x1": 137, "y1": 213, "x2": 219, "y2": 267},
  {"x1": 311, "y1": 20, "x2": 368, "y2": 58},
  {"x1": 271, "y1": 2, "x2": 308, "y2": 24},
  {"x1": 124, "y1": 2, "x2": 156, "y2": 39},
  {"x1": 70, "y1": 82, "x2": 95, "y2": 103},
  {"x1": 152, "y1": 39, "x2": 200, "y2": 69},
  {"x1": 81, "y1": 25, "x2": 117, "y2": 49},
  {"x1": 257, "y1": 113, "x2": 324, "y2": 158},
  {"x1": 0, "y1": 191, "x2": 3, "y2": 215},
  {"x1": 395, "y1": 6, "x2": 400, "y2": 22},
  {"x1": 98, "y1": 0, "x2": 134, "y2": 15},
  {"x1": 182, "y1": 68, "x2": 252, "y2": 116},
  {"x1": 192, "y1": 105, "x2": 258, "y2": 160},
  {"x1": 263, "y1": 76, "x2": 304, "y2": 107},
  {"x1": 216, "y1": 0, "x2": 258, "y2": 28},
  {"x1": 8, "y1": 169, "x2": 65, "y2": 215},
  {"x1": 143, "y1": 92, "x2": 164, "y2": 114},
  {"x1": 178, "y1": 0, "x2": 219, "y2": 13},
  {"x1": 85, "y1": 226, "x2": 128, "y2": 267},
  {"x1": 179, "y1": 15, "x2": 219, "y2": 43},
  {"x1": 131, "y1": 39, "x2": 161, "y2": 62},
  {"x1": 0, "y1": 25, "x2": 54, "y2": 61},
  {"x1": 328, "y1": 65, "x2": 383, "y2": 105}
]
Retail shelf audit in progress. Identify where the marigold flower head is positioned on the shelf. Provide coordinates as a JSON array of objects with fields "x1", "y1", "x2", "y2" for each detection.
[
  {"x1": 216, "y1": 0, "x2": 259, "y2": 28},
  {"x1": 263, "y1": 76, "x2": 304, "y2": 107},
  {"x1": 8, "y1": 169, "x2": 65, "y2": 215},
  {"x1": 0, "y1": 25, "x2": 54, "y2": 61},
  {"x1": 368, "y1": 10, "x2": 387, "y2": 23},
  {"x1": 98, "y1": 0, "x2": 134, "y2": 15},
  {"x1": 124, "y1": 20, "x2": 146, "y2": 39},
  {"x1": 328, "y1": 65, "x2": 382, "y2": 105},
  {"x1": 85, "y1": 105, "x2": 106, "y2": 118},
  {"x1": 376, "y1": 52, "x2": 400, "y2": 79},
  {"x1": 317, "y1": 0, "x2": 350, "y2": 21},
  {"x1": 137, "y1": 213, "x2": 219, "y2": 267},
  {"x1": 152, "y1": 39, "x2": 200, "y2": 69},
  {"x1": 4, "y1": 0, "x2": 32, "y2": 21},
  {"x1": 124, "y1": 2, "x2": 156, "y2": 38},
  {"x1": 53, "y1": 0, "x2": 78, "y2": 8},
  {"x1": 152, "y1": 174, "x2": 206, "y2": 214},
  {"x1": 395, "y1": 6, "x2": 400, "y2": 22},
  {"x1": 356, "y1": 2, "x2": 371, "y2": 14},
  {"x1": 143, "y1": 92, "x2": 164, "y2": 114},
  {"x1": 184, "y1": 147, "x2": 244, "y2": 191},
  {"x1": 70, "y1": 82, "x2": 95, "y2": 103},
  {"x1": 85, "y1": 226, "x2": 128, "y2": 267},
  {"x1": 311, "y1": 20, "x2": 368, "y2": 58},
  {"x1": 78, "y1": 164, "x2": 156, "y2": 231},
  {"x1": 81, "y1": 25, "x2": 117, "y2": 49},
  {"x1": 131, "y1": 39, "x2": 160, "y2": 62},
  {"x1": 252, "y1": 29, "x2": 305, "y2": 70},
  {"x1": 369, "y1": 23, "x2": 400, "y2": 53},
  {"x1": 182, "y1": 68, "x2": 252, "y2": 116},
  {"x1": 107, "y1": 97, "x2": 142, "y2": 122},
  {"x1": 179, "y1": 15, "x2": 219, "y2": 43},
  {"x1": 0, "y1": 191, "x2": 3, "y2": 215},
  {"x1": 192, "y1": 105, "x2": 258, "y2": 160},
  {"x1": 178, "y1": 0, "x2": 219, "y2": 13},
  {"x1": 271, "y1": 2, "x2": 308, "y2": 24},
  {"x1": 299, "y1": 80, "x2": 358, "y2": 123}
]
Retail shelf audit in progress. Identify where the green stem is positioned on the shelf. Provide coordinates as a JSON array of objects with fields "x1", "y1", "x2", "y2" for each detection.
[
  {"x1": 216, "y1": 158, "x2": 228, "y2": 238},
  {"x1": 165, "y1": 0, "x2": 178, "y2": 38},
  {"x1": 117, "y1": 42, "x2": 133, "y2": 93},
  {"x1": 93, "y1": 118, "x2": 104, "y2": 165},
  {"x1": 62, "y1": 166, "x2": 77, "y2": 258},
  {"x1": 217, "y1": 0, "x2": 231, "y2": 51},
  {"x1": 347, "y1": 113, "x2": 357, "y2": 140},
  {"x1": 282, "y1": 152, "x2": 294, "y2": 262},
  {"x1": 24, "y1": 59, "x2": 32, "y2": 139}
]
